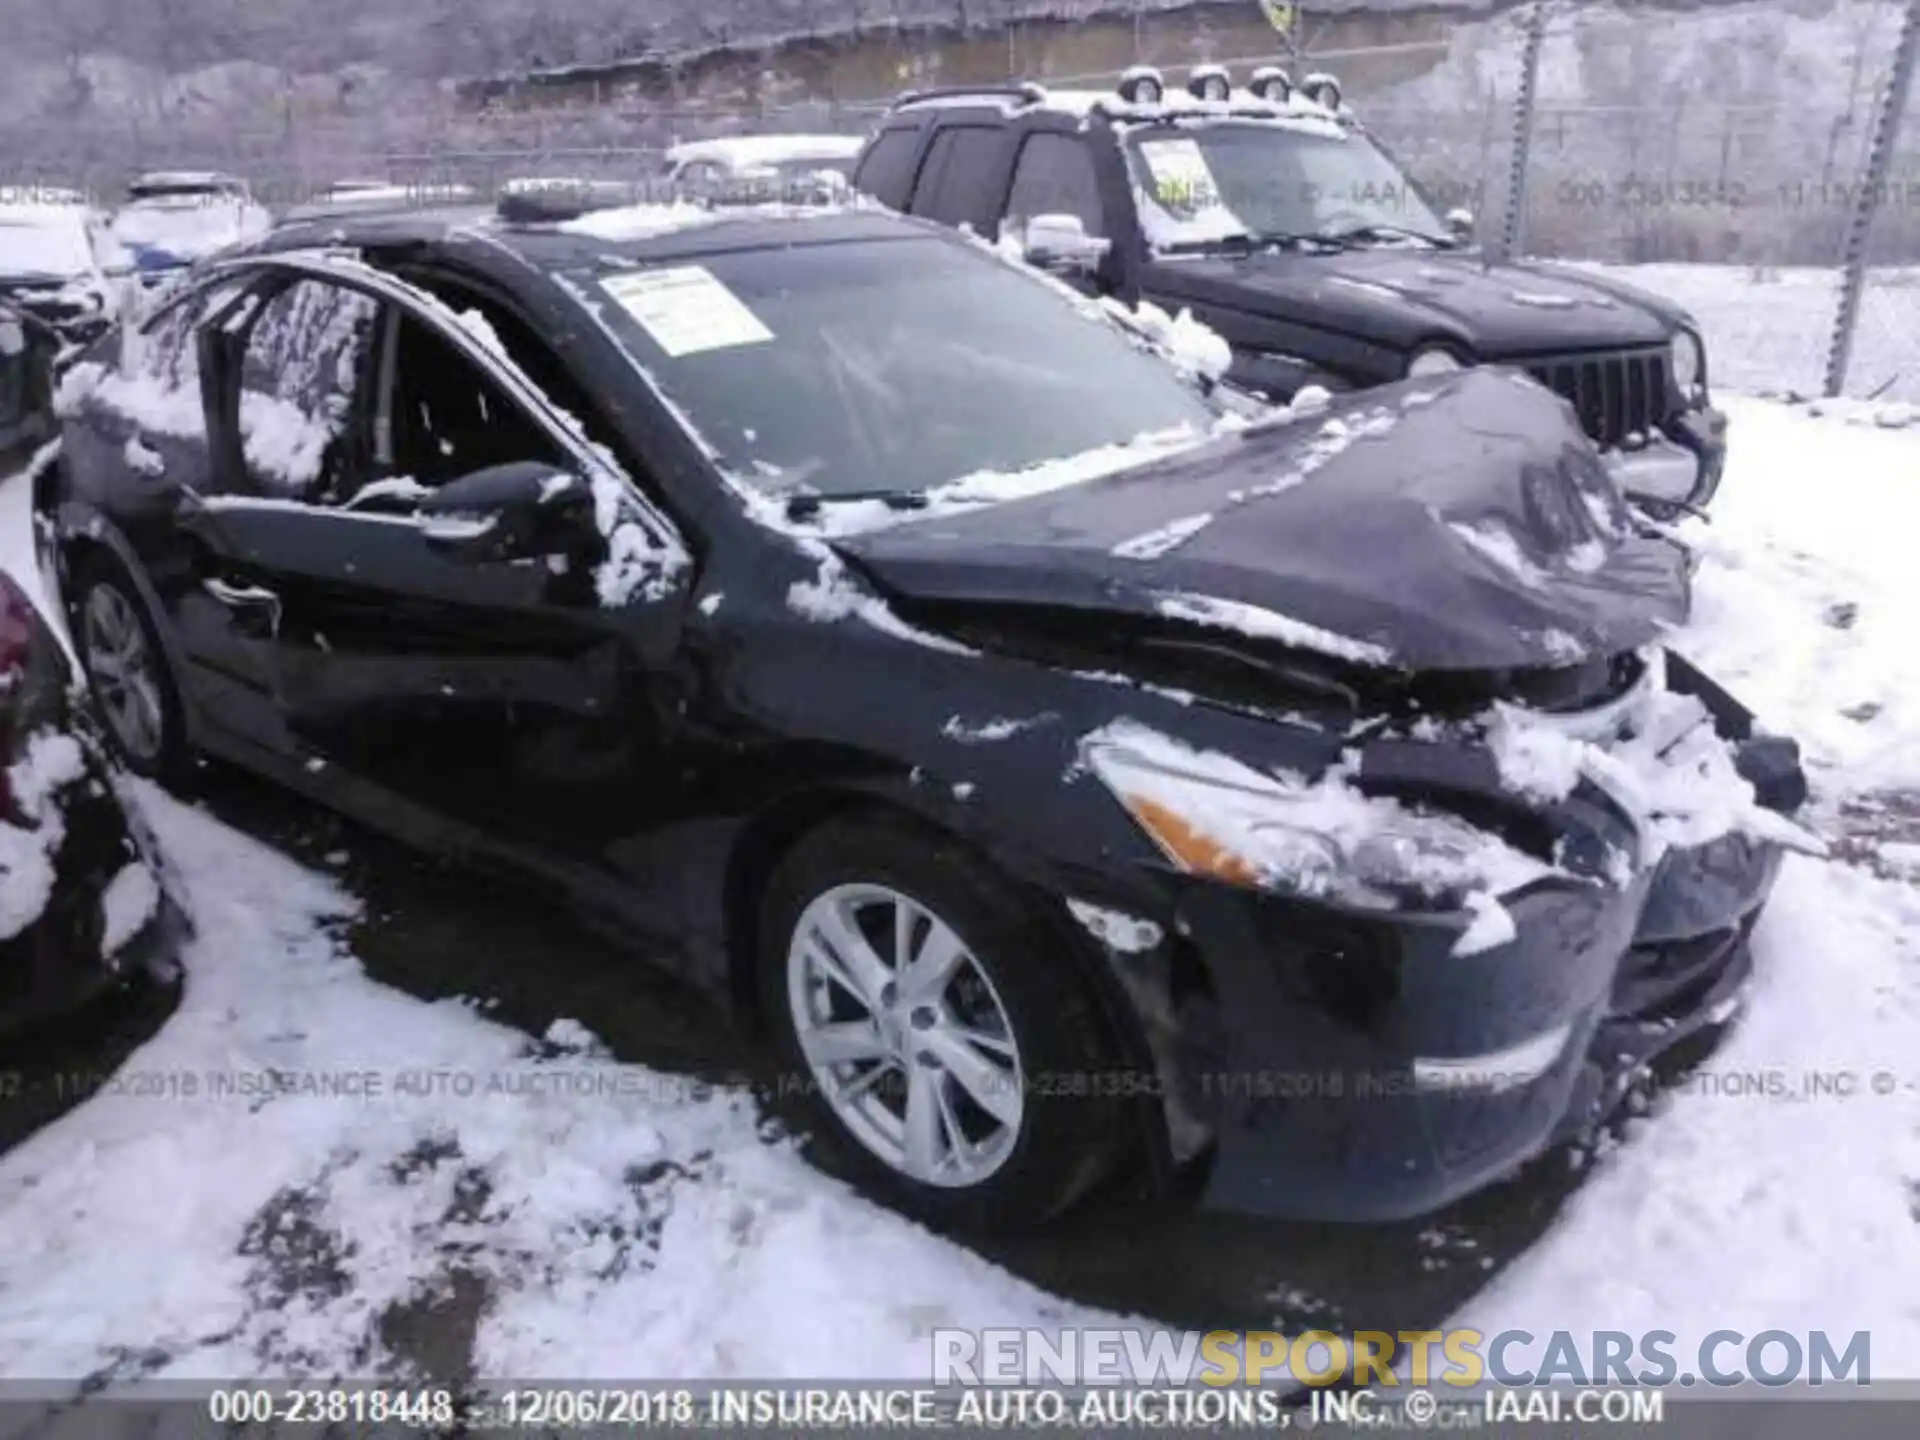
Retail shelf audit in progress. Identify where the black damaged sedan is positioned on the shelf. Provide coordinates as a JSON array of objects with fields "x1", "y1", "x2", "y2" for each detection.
[{"x1": 37, "y1": 201, "x2": 1812, "y2": 1229}]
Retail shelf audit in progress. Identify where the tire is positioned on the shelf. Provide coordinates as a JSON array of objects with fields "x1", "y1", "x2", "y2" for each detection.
[
  {"x1": 67, "y1": 552, "x2": 190, "y2": 785},
  {"x1": 759, "y1": 812, "x2": 1125, "y2": 1232}
]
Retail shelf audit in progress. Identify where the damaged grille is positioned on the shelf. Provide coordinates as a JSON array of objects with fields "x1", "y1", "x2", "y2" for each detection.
[
  {"x1": 1393, "y1": 649, "x2": 1647, "y2": 721},
  {"x1": 1524, "y1": 347, "x2": 1675, "y2": 449}
]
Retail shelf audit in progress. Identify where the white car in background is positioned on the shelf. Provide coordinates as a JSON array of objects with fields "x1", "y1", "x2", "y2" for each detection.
[
  {"x1": 110, "y1": 172, "x2": 272, "y2": 289},
  {"x1": 660, "y1": 134, "x2": 867, "y2": 204},
  {"x1": 0, "y1": 200, "x2": 132, "y2": 345}
]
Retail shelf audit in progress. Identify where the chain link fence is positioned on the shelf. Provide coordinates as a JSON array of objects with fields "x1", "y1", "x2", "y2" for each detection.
[{"x1": 1355, "y1": 1, "x2": 1920, "y2": 402}]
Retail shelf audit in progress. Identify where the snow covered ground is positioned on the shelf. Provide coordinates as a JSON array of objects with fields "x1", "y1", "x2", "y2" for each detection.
[{"x1": 0, "y1": 393, "x2": 1915, "y2": 1387}]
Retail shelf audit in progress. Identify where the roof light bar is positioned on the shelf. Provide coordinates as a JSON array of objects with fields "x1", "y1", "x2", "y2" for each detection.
[
  {"x1": 1118, "y1": 64, "x2": 1166, "y2": 105},
  {"x1": 1187, "y1": 64, "x2": 1232, "y2": 103},
  {"x1": 1247, "y1": 66, "x2": 1293, "y2": 102},
  {"x1": 1300, "y1": 71, "x2": 1344, "y2": 111}
]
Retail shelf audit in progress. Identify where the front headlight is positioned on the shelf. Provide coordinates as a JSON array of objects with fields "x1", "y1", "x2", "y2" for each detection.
[
  {"x1": 1670, "y1": 329, "x2": 1704, "y2": 399},
  {"x1": 1084, "y1": 725, "x2": 1555, "y2": 912},
  {"x1": 1407, "y1": 347, "x2": 1465, "y2": 378}
]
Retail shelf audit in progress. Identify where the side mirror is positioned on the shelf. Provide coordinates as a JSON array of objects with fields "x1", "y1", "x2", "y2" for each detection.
[
  {"x1": 417, "y1": 461, "x2": 601, "y2": 564},
  {"x1": 1445, "y1": 208, "x2": 1475, "y2": 243},
  {"x1": 1022, "y1": 214, "x2": 1112, "y2": 275}
]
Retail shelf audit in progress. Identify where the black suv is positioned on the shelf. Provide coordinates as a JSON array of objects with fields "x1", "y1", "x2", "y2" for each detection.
[{"x1": 852, "y1": 69, "x2": 1727, "y2": 511}]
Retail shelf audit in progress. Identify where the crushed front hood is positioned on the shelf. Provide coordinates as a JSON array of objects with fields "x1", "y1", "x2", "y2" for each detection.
[{"x1": 836, "y1": 369, "x2": 1691, "y2": 673}]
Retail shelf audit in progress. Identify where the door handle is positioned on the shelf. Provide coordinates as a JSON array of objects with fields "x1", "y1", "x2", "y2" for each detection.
[
  {"x1": 202, "y1": 576, "x2": 281, "y2": 639},
  {"x1": 202, "y1": 578, "x2": 279, "y2": 609}
]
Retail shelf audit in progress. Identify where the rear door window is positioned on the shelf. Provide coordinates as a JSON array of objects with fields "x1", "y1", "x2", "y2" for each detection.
[
  {"x1": 130, "y1": 275, "x2": 250, "y2": 404},
  {"x1": 909, "y1": 126, "x2": 1009, "y2": 234},
  {"x1": 851, "y1": 127, "x2": 923, "y2": 210},
  {"x1": 236, "y1": 278, "x2": 380, "y2": 499}
]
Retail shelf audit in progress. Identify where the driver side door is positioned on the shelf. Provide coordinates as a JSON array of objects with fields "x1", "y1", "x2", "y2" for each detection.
[{"x1": 192, "y1": 262, "x2": 691, "y2": 858}]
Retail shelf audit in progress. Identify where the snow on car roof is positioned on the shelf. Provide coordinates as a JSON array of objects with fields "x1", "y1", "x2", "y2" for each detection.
[
  {"x1": 130, "y1": 170, "x2": 246, "y2": 190},
  {"x1": 665, "y1": 134, "x2": 867, "y2": 169},
  {"x1": 896, "y1": 83, "x2": 1341, "y2": 128}
]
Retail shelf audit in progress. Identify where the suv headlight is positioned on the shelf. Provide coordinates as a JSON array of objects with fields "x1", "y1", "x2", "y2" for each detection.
[
  {"x1": 1670, "y1": 329, "x2": 1704, "y2": 398},
  {"x1": 1084, "y1": 727, "x2": 1554, "y2": 912},
  {"x1": 1407, "y1": 347, "x2": 1465, "y2": 378}
]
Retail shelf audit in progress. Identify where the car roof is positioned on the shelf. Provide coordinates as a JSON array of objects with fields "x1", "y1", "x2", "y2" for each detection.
[
  {"x1": 666, "y1": 134, "x2": 867, "y2": 168},
  {"x1": 249, "y1": 202, "x2": 940, "y2": 277}
]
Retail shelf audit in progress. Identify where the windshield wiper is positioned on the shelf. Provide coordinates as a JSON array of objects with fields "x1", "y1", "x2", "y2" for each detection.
[
  {"x1": 1313, "y1": 223, "x2": 1455, "y2": 249},
  {"x1": 783, "y1": 489, "x2": 930, "y2": 521}
]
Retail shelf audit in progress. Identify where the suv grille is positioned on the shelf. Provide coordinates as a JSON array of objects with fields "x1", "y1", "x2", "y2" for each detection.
[{"x1": 1524, "y1": 347, "x2": 1674, "y2": 449}]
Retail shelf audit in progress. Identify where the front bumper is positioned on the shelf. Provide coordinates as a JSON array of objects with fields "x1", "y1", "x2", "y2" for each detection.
[
  {"x1": 1175, "y1": 818, "x2": 1781, "y2": 1222},
  {"x1": 1604, "y1": 405, "x2": 1727, "y2": 511},
  {"x1": 1077, "y1": 670, "x2": 1799, "y2": 1223}
]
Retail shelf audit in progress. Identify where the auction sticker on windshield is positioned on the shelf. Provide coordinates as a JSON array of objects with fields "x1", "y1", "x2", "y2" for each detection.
[
  {"x1": 601, "y1": 266, "x2": 774, "y2": 358},
  {"x1": 1135, "y1": 138, "x2": 1221, "y2": 210}
]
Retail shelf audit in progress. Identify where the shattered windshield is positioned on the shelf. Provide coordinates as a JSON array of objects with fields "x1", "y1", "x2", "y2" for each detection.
[
  {"x1": 576, "y1": 236, "x2": 1217, "y2": 505},
  {"x1": 1126, "y1": 120, "x2": 1448, "y2": 251}
]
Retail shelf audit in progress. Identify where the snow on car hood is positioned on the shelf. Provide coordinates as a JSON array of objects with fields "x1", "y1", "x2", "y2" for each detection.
[
  {"x1": 834, "y1": 368, "x2": 1691, "y2": 673},
  {"x1": 1147, "y1": 247, "x2": 1688, "y2": 358}
]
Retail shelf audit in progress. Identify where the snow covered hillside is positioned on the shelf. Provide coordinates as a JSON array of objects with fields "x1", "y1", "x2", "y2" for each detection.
[{"x1": 0, "y1": 393, "x2": 1915, "y2": 1385}]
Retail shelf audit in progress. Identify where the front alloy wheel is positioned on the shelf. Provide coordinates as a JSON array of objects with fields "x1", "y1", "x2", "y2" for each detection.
[
  {"x1": 787, "y1": 883, "x2": 1025, "y2": 1188},
  {"x1": 82, "y1": 582, "x2": 166, "y2": 765},
  {"x1": 761, "y1": 815, "x2": 1127, "y2": 1230},
  {"x1": 71, "y1": 558, "x2": 187, "y2": 782}
]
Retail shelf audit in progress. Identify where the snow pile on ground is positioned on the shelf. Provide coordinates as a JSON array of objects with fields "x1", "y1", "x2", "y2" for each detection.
[
  {"x1": 0, "y1": 794, "x2": 1114, "y2": 1382},
  {"x1": 1674, "y1": 398, "x2": 1920, "y2": 803}
]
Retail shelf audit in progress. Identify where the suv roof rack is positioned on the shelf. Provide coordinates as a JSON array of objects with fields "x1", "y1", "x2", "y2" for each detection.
[{"x1": 893, "y1": 82, "x2": 1047, "y2": 109}]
